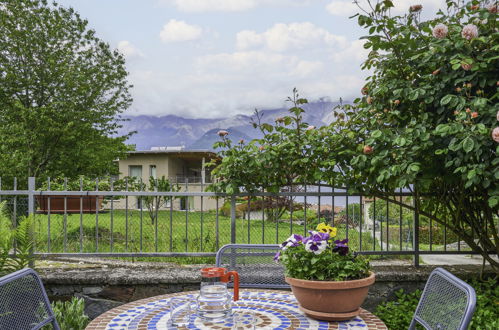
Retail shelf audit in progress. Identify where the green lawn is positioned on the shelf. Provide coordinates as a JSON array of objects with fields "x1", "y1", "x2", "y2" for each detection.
[{"x1": 33, "y1": 209, "x2": 391, "y2": 263}]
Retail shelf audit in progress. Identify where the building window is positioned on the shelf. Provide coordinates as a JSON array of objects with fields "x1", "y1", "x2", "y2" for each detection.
[
  {"x1": 129, "y1": 165, "x2": 142, "y2": 179},
  {"x1": 149, "y1": 165, "x2": 157, "y2": 179}
]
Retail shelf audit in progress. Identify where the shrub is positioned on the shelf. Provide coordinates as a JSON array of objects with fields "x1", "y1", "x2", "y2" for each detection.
[
  {"x1": 375, "y1": 289, "x2": 422, "y2": 329},
  {"x1": 375, "y1": 278, "x2": 499, "y2": 329},
  {"x1": 43, "y1": 297, "x2": 90, "y2": 330},
  {"x1": 380, "y1": 226, "x2": 460, "y2": 245}
]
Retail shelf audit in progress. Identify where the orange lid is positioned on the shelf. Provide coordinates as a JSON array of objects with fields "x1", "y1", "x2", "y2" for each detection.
[{"x1": 201, "y1": 267, "x2": 227, "y2": 278}]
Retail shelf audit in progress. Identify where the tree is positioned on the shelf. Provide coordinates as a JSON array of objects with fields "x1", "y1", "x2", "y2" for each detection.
[
  {"x1": 135, "y1": 176, "x2": 179, "y2": 225},
  {"x1": 0, "y1": 0, "x2": 133, "y2": 183},
  {"x1": 210, "y1": 1, "x2": 498, "y2": 273}
]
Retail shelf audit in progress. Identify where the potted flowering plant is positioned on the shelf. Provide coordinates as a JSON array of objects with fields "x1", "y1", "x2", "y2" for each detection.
[{"x1": 275, "y1": 223, "x2": 374, "y2": 321}]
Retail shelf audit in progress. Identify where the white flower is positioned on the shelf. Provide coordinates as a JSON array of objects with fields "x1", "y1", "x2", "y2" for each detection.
[
  {"x1": 432, "y1": 23, "x2": 448, "y2": 39},
  {"x1": 461, "y1": 24, "x2": 478, "y2": 40},
  {"x1": 305, "y1": 240, "x2": 327, "y2": 255}
]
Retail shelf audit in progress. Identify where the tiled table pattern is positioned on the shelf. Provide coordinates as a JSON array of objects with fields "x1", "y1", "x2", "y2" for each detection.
[{"x1": 86, "y1": 289, "x2": 387, "y2": 330}]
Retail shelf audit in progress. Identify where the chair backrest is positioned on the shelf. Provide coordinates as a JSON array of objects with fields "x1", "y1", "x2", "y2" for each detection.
[
  {"x1": 0, "y1": 268, "x2": 60, "y2": 330},
  {"x1": 215, "y1": 244, "x2": 289, "y2": 289},
  {"x1": 409, "y1": 267, "x2": 476, "y2": 330}
]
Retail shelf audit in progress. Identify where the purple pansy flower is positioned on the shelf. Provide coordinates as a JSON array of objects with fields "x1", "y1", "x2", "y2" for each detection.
[
  {"x1": 304, "y1": 231, "x2": 329, "y2": 255},
  {"x1": 279, "y1": 234, "x2": 303, "y2": 250},
  {"x1": 303, "y1": 231, "x2": 329, "y2": 244},
  {"x1": 274, "y1": 251, "x2": 281, "y2": 262},
  {"x1": 333, "y1": 239, "x2": 349, "y2": 256}
]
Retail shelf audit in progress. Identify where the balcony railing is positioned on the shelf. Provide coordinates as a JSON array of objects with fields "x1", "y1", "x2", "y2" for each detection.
[{"x1": 0, "y1": 177, "x2": 495, "y2": 266}]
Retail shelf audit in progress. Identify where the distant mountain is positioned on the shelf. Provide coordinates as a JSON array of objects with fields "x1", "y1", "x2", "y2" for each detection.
[{"x1": 119, "y1": 100, "x2": 341, "y2": 151}]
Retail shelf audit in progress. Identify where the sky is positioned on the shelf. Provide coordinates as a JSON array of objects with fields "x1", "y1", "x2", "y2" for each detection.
[{"x1": 55, "y1": 0, "x2": 447, "y2": 118}]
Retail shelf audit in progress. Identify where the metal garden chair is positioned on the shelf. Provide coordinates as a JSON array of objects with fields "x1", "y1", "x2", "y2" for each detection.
[
  {"x1": 0, "y1": 268, "x2": 60, "y2": 330},
  {"x1": 215, "y1": 244, "x2": 289, "y2": 289},
  {"x1": 409, "y1": 267, "x2": 476, "y2": 330}
]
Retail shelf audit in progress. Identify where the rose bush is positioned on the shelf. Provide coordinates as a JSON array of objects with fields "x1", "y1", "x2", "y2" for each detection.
[{"x1": 210, "y1": 0, "x2": 498, "y2": 273}]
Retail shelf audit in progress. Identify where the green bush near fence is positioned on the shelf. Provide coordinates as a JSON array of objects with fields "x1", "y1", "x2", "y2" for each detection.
[
  {"x1": 375, "y1": 278, "x2": 499, "y2": 330},
  {"x1": 380, "y1": 225, "x2": 460, "y2": 246}
]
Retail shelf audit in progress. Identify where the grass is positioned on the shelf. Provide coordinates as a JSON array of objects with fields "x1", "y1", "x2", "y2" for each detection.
[{"x1": 32, "y1": 209, "x2": 402, "y2": 263}]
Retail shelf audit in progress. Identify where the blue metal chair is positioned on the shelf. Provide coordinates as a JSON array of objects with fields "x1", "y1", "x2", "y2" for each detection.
[
  {"x1": 409, "y1": 267, "x2": 476, "y2": 330},
  {"x1": 0, "y1": 268, "x2": 60, "y2": 330},
  {"x1": 215, "y1": 244, "x2": 289, "y2": 289}
]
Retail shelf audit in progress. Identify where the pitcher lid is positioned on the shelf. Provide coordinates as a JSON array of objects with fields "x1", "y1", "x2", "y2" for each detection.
[{"x1": 201, "y1": 267, "x2": 227, "y2": 278}]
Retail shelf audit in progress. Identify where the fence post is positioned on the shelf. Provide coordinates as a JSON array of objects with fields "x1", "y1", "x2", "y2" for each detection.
[
  {"x1": 230, "y1": 195, "x2": 236, "y2": 244},
  {"x1": 28, "y1": 177, "x2": 35, "y2": 215},
  {"x1": 413, "y1": 185, "x2": 420, "y2": 267},
  {"x1": 28, "y1": 177, "x2": 35, "y2": 268}
]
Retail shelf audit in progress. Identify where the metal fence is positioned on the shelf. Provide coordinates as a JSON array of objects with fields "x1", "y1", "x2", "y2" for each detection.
[{"x1": 0, "y1": 177, "x2": 492, "y2": 266}]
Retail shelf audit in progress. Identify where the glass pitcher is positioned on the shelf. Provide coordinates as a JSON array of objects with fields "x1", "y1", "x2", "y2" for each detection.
[{"x1": 197, "y1": 267, "x2": 239, "y2": 322}]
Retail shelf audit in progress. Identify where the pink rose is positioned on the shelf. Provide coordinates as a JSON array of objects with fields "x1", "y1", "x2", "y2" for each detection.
[
  {"x1": 492, "y1": 127, "x2": 499, "y2": 143},
  {"x1": 461, "y1": 63, "x2": 472, "y2": 71},
  {"x1": 496, "y1": 111, "x2": 499, "y2": 121},
  {"x1": 306, "y1": 125, "x2": 315, "y2": 130},
  {"x1": 461, "y1": 24, "x2": 478, "y2": 40},
  {"x1": 363, "y1": 145, "x2": 373, "y2": 154},
  {"x1": 487, "y1": 3, "x2": 498, "y2": 13},
  {"x1": 432, "y1": 23, "x2": 448, "y2": 38},
  {"x1": 471, "y1": 112, "x2": 478, "y2": 118},
  {"x1": 217, "y1": 130, "x2": 229, "y2": 137},
  {"x1": 410, "y1": 4, "x2": 423, "y2": 12}
]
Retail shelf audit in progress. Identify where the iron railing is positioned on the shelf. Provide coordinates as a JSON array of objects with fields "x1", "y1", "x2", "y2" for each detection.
[{"x1": 0, "y1": 177, "x2": 494, "y2": 266}]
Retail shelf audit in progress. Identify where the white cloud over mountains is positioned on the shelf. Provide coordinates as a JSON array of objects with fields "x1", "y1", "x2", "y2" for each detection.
[
  {"x1": 159, "y1": 19, "x2": 203, "y2": 42},
  {"x1": 127, "y1": 18, "x2": 368, "y2": 118}
]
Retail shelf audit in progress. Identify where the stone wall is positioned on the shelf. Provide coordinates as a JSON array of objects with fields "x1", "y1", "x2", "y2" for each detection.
[{"x1": 37, "y1": 261, "x2": 494, "y2": 319}]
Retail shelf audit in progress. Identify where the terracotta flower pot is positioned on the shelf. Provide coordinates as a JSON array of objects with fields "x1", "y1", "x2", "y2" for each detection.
[
  {"x1": 285, "y1": 272, "x2": 375, "y2": 321},
  {"x1": 36, "y1": 195, "x2": 104, "y2": 214}
]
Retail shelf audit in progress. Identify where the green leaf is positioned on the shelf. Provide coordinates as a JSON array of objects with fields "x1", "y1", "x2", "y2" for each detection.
[{"x1": 462, "y1": 137, "x2": 474, "y2": 153}]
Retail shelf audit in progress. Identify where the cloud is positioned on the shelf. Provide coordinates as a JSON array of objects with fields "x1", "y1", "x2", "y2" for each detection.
[
  {"x1": 195, "y1": 51, "x2": 324, "y2": 78},
  {"x1": 117, "y1": 41, "x2": 144, "y2": 59},
  {"x1": 126, "y1": 40, "x2": 368, "y2": 118},
  {"x1": 158, "y1": 0, "x2": 312, "y2": 12},
  {"x1": 326, "y1": 0, "x2": 447, "y2": 17},
  {"x1": 330, "y1": 39, "x2": 368, "y2": 63},
  {"x1": 159, "y1": 19, "x2": 203, "y2": 42},
  {"x1": 236, "y1": 22, "x2": 347, "y2": 52}
]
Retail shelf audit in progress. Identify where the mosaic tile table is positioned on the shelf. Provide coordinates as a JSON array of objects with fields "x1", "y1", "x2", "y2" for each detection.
[{"x1": 86, "y1": 289, "x2": 387, "y2": 330}]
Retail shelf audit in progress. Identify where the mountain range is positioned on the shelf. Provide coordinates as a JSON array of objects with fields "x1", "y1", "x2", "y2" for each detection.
[{"x1": 119, "y1": 99, "x2": 341, "y2": 151}]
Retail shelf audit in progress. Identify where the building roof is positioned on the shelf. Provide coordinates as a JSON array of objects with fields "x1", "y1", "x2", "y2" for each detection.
[
  {"x1": 127, "y1": 149, "x2": 216, "y2": 155},
  {"x1": 124, "y1": 149, "x2": 219, "y2": 161}
]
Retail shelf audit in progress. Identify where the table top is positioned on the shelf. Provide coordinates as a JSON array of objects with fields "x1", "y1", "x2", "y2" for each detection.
[{"x1": 86, "y1": 289, "x2": 387, "y2": 330}]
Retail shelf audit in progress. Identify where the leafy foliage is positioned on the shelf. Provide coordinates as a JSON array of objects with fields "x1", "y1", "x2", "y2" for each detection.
[
  {"x1": 210, "y1": 0, "x2": 499, "y2": 273},
  {"x1": 278, "y1": 223, "x2": 371, "y2": 281},
  {"x1": 375, "y1": 277, "x2": 499, "y2": 330},
  {"x1": 280, "y1": 243, "x2": 371, "y2": 281},
  {"x1": 375, "y1": 289, "x2": 422, "y2": 329},
  {"x1": 132, "y1": 176, "x2": 180, "y2": 224},
  {"x1": 0, "y1": 0, "x2": 133, "y2": 182},
  {"x1": 42, "y1": 297, "x2": 90, "y2": 330},
  {"x1": 0, "y1": 202, "x2": 36, "y2": 276}
]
